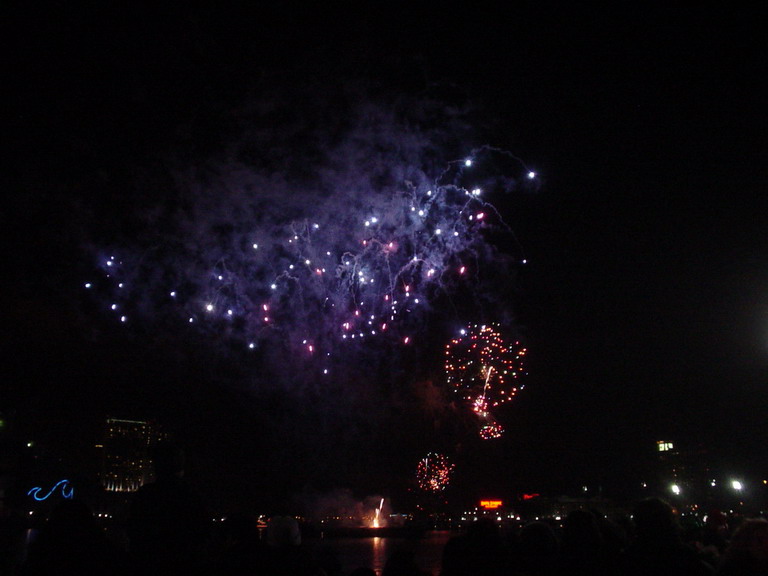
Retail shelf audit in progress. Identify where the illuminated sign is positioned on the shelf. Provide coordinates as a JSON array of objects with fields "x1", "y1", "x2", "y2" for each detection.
[
  {"x1": 522, "y1": 493, "x2": 540, "y2": 500},
  {"x1": 28, "y1": 480, "x2": 74, "y2": 501},
  {"x1": 480, "y1": 500, "x2": 503, "y2": 509}
]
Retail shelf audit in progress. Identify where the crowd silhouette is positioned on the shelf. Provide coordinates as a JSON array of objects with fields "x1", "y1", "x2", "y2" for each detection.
[
  {"x1": 14, "y1": 498, "x2": 768, "y2": 575},
  {"x1": 9, "y1": 445, "x2": 768, "y2": 575}
]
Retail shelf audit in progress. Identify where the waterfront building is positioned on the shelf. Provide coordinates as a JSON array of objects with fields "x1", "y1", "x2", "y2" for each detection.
[{"x1": 96, "y1": 418, "x2": 166, "y2": 492}]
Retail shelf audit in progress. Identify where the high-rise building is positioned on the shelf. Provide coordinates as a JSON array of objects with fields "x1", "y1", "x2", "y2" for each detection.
[
  {"x1": 653, "y1": 439, "x2": 714, "y2": 506},
  {"x1": 96, "y1": 418, "x2": 167, "y2": 492}
]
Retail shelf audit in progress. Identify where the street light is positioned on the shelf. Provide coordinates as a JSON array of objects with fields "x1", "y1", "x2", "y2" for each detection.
[
  {"x1": 731, "y1": 480, "x2": 743, "y2": 491},
  {"x1": 671, "y1": 484, "x2": 681, "y2": 495}
]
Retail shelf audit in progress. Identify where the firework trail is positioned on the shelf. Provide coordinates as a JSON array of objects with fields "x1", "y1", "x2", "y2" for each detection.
[{"x1": 373, "y1": 497, "x2": 384, "y2": 528}]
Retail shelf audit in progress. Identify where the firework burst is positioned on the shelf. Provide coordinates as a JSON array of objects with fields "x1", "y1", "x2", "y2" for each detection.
[
  {"x1": 80, "y1": 83, "x2": 538, "y2": 402},
  {"x1": 416, "y1": 452, "x2": 455, "y2": 492},
  {"x1": 84, "y1": 125, "x2": 533, "y2": 382},
  {"x1": 445, "y1": 323, "x2": 527, "y2": 439}
]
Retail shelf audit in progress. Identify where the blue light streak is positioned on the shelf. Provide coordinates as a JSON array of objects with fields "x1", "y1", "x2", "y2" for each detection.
[{"x1": 27, "y1": 479, "x2": 74, "y2": 501}]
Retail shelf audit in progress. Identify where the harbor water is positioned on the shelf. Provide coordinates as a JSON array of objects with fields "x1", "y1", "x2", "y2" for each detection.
[{"x1": 311, "y1": 530, "x2": 452, "y2": 575}]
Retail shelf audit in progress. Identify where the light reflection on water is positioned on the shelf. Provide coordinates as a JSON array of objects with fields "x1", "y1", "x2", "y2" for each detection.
[
  {"x1": 314, "y1": 531, "x2": 451, "y2": 576},
  {"x1": 372, "y1": 536, "x2": 386, "y2": 573},
  {"x1": 11, "y1": 527, "x2": 452, "y2": 576}
]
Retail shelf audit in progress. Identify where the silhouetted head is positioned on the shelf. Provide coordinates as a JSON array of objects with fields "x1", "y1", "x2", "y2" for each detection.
[
  {"x1": 520, "y1": 521, "x2": 559, "y2": 559},
  {"x1": 467, "y1": 516, "x2": 501, "y2": 541},
  {"x1": 561, "y1": 509, "x2": 603, "y2": 555},
  {"x1": 632, "y1": 497, "x2": 678, "y2": 541},
  {"x1": 726, "y1": 518, "x2": 768, "y2": 562}
]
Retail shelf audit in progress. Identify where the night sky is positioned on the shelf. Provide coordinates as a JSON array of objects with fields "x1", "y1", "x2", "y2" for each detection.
[{"x1": 4, "y1": 4, "x2": 767, "y2": 513}]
